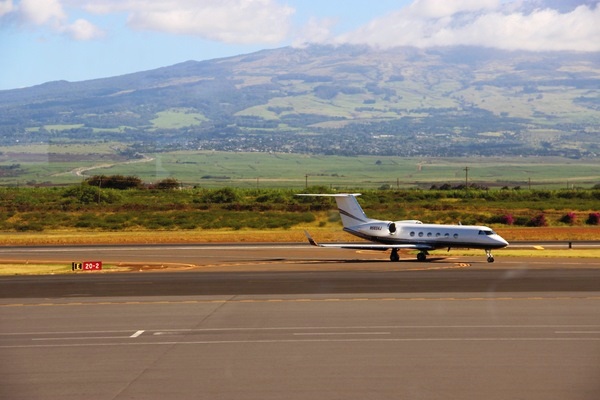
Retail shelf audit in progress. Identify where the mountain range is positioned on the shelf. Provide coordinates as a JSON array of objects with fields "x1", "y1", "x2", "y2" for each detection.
[{"x1": 0, "y1": 45, "x2": 598, "y2": 157}]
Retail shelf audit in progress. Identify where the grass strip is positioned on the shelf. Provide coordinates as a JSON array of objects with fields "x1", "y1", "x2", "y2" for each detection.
[{"x1": 0, "y1": 226, "x2": 598, "y2": 246}]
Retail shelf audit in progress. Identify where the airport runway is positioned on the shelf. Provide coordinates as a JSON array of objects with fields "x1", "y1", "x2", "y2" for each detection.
[{"x1": 1, "y1": 244, "x2": 600, "y2": 399}]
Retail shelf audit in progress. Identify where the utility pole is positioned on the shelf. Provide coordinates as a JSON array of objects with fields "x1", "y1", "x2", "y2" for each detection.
[
  {"x1": 305, "y1": 174, "x2": 308, "y2": 189},
  {"x1": 464, "y1": 167, "x2": 469, "y2": 189},
  {"x1": 98, "y1": 176, "x2": 102, "y2": 204}
]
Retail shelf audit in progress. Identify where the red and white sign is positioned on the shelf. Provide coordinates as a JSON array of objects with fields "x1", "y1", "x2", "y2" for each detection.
[{"x1": 82, "y1": 261, "x2": 102, "y2": 270}]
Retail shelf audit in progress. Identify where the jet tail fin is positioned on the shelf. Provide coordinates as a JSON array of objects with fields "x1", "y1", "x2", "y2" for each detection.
[{"x1": 297, "y1": 193, "x2": 371, "y2": 228}]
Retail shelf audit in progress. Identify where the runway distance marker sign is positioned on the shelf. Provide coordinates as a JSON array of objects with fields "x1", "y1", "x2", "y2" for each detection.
[{"x1": 71, "y1": 261, "x2": 103, "y2": 271}]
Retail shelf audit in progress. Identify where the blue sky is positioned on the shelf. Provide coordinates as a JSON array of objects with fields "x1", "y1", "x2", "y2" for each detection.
[{"x1": 1, "y1": 0, "x2": 598, "y2": 90}]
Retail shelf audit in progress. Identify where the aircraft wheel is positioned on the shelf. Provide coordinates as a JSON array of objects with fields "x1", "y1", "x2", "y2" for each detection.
[
  {"x1": 390, "y1": 250, "x2": 400, "y2": 262},
  {"x1": 417, "y1": 252, "x2": 427, "y2": 262},
  {"x1": 487, "y1": 256, "x2": 495, "y2": 263}
]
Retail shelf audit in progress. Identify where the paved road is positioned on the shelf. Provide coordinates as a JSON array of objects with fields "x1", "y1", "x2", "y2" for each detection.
[{"x1": 1, "y1": 244, "x2": 599, "y2": 400}]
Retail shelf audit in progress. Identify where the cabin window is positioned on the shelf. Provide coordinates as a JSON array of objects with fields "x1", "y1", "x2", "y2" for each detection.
[
  {"x1": 453, "y1": 233, "x2": 459, "y2": 238},
  {"x1": 436, "y1": 233, "x2": 441, "y2": 237},
  {"x1": 410, "y1": 232, "x2": 415, "y2": 237},
  {"x1": 418, "y1": 232, "x2": 424, "y2": 237},
  {"x1": 444, "y1": 233, "x2": 449, "y2": 237},
  {"x1": 427, "y1": 232, "x2": 432, "y2": 237}
]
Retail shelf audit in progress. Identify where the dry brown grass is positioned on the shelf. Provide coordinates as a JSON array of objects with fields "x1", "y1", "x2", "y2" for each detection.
[
  {"x1": 0, "y1": 226, "x2": 598, "y2": 246},
  {"x1": 496, "y1": 226, "x2": 600, "y2": 241}
]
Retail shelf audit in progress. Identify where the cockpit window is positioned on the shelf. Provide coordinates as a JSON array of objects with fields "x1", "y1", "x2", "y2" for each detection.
[{"x1": 479, "y1": 230, "x2": 495, "y2": 236}]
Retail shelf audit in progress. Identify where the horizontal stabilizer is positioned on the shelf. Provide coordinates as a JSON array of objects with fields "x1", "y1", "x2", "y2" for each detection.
[{"x1": 304, "y1": 230, "x2": 319, "y2": 247}]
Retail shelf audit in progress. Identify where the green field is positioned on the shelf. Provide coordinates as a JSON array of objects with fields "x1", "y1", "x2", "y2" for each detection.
[
  {"x1": 1, "y1": 145, "x2": 599, "y2": 189},
  {"x1": 150, "y1": 109, "x2": 207, "y2": 129}
]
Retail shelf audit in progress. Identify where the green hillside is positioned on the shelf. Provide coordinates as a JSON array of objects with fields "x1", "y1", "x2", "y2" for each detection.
[{"x1": 0, "y1": 45, "x2": 598, "y2": 159}]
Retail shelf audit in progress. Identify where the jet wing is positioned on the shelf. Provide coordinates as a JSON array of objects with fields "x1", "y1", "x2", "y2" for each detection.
[{"x1": 304, "y1": 231, "x2": 435, "y2": 251}]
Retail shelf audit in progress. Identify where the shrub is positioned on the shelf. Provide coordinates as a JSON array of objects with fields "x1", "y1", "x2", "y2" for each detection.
[
  {"x1": 86, "y1": 175, "x2": 143, "y2": 190},
  {"x1": 16, "y1": 223, "x2": 44, "y2": 232},
  {"x1": 527, "y1": 213, "x2": 547, "y2": 227},
  {"x1": 255, "y1": 191, "x2": 289, "y2": 204},
  {"x1": 488, "y1": 214, "x2": 526, "y2": 225},
  {"x1": 497, "y1": 214, "x2": 515, "y2": 225},
  {"x1": 586, "y1": 212, "x2": 600, "y2": 225},
  {"x1": 153, "y1": 178, "x2": 180, "y2": 190},
  {"x1": 513, "y1": 216, "x2": 530, "y2": 226},
  {"x1": 504, "y1": 214, "x2": 515, "y2": 225},
  {"x1": 62, "y1": 184, "x2": 121, "y2": 205},
  {"x1": 560, "y1": 212, "x2": 576, "y2": 225},
  {"x1": 200, "y1": 188, "x2": 240, "y2": 204}
]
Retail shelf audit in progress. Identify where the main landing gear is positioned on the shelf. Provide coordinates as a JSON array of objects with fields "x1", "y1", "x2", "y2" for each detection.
[
  {"x1": 389, "y1": 249, "x2": 430, "y2": 262},
  {"x1": 390, "y1": 249, "x2": 496, "y2": 263}
]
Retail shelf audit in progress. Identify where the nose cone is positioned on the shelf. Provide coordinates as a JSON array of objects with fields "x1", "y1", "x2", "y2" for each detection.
[{"x1": 493, "y1": 234, "x2": 509, "y2": 248}]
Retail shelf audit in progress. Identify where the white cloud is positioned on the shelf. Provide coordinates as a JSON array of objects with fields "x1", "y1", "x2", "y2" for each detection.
[
  {"x1": 83, "y1": 0, "x2": 294, "y2": 44},
  {"x1": 4, "y1": 0, "x2": 599, "y2": 51},
  {"x1": 293, "y1": 17, "x2": 336, "y2": 48},
  {"x1": 62, "y1": 18, "x2": 105, "y2": 41},
  {"x1": 407, "y1": 0, "x2": 500, "y2": 19},
  {"x1": 0, "y1": 0, "x2": 15, "y2": 17},
  {"x1": 19, "y1": 0, "x2": 65, "y2": 26},
  {"x1": 330, "y1": 0, "x2": 600, "y2": 52},
  {"x1": 4, "y1": 0, "x2": 293, "y2": 44},
  {"x1": 4, "y1": 0, "x2": 103, "y2": 40}
]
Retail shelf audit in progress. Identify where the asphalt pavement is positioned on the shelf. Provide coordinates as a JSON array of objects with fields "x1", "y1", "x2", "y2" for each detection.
[{"x1": 1, "y1": 244, "x2": 599, "y2": 400}]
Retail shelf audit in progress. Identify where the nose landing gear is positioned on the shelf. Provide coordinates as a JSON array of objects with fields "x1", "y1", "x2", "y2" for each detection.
[{"x1": 485, "y1": 249, "x2": 495, "y2": 263}]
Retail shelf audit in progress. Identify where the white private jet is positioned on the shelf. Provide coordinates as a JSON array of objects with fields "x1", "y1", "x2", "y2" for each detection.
[{"x1": 298, "y1": 193, "x2": 508, "y2": 263}]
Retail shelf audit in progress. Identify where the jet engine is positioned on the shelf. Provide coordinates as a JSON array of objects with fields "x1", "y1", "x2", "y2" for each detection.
[
  {"x1": 388, "y1": 222, "x2": 397, "y2": 234},
  {"x1": 354, "y1": 222, "x2": 398, "y2": 236}
]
